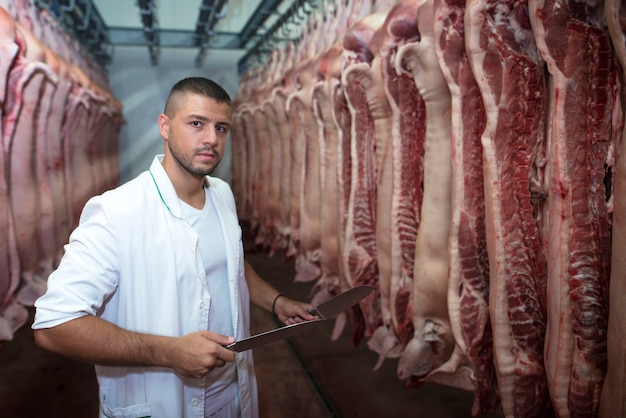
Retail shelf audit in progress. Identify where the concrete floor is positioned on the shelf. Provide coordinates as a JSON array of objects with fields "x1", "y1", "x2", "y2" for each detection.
[{"x1": 0, "y1": 234, "x2": 506, "y2": 418}]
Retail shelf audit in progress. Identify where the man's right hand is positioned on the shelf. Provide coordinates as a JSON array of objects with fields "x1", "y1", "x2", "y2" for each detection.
[
  {"x1": 34, "y1": 316, "x2": 236, "y2": 379},
  {"x1": 168, "y1": 331, "x2": 236, "y2": 378}
]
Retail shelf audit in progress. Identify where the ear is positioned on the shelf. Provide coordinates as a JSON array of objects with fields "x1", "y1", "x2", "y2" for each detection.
[{"x1": 158, "y1": 113, "x2": 169, "y2": 140}]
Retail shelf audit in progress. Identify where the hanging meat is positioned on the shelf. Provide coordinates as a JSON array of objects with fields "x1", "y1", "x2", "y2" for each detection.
[
  {"x1": 0, "y1": 1, "x2": 123, "y2": 342},
  {"x1": 433, "y1": 0, "x2": 498, "y2": 413},
  {"x1": 233, "y1": 0, "x2": 626, "y2": 416},
  {"x1": 530, "y1": 0, "x2": 617, "y2": 415},
  {"x1": 602, "y1": 0, "x2": 626, "y2": 416},
  {"x1": 465, "y1": 0, "x2": 552, "y2": 416}
]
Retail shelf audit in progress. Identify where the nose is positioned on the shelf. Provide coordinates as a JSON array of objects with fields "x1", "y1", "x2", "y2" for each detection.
[{"x1": 203, "y1": 126, "x2": 218, "y2": 147}]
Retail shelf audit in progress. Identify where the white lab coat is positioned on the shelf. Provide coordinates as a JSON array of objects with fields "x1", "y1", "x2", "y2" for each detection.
[{"x1": 33, "y1": 155, "x2": 259, "y2": 418}]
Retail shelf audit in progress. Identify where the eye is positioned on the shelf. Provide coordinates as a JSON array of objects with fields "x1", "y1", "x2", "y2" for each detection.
[
  {"x1": 191, "y1": 121, "x2": 202, "y2": 127},
  {"x1": 216, "y1": 125, "x2": 228, "y2": 133}
]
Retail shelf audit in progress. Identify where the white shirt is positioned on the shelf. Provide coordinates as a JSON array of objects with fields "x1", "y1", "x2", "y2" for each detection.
[
  {"x1": 179, "y1": 191, "x2": 237, "y2": 415},
  {"x1": 33, "y1": 155, "x2": 258, "y2": 418}
]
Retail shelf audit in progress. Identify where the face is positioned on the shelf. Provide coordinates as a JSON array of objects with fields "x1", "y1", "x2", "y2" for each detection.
[{"x1": 159, "y1": 93, "x2": 231, "y2": 178}]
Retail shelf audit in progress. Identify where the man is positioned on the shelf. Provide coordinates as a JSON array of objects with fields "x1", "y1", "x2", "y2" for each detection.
[{"x1": 32, "y1": 77, "x2": 316, "y2": 418}]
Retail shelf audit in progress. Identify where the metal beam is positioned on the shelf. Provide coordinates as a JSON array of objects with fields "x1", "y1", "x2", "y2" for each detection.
[
  {"x1": 193, "y1": 0, "x2": 229, "y2": 67},
  {"x1": 238, "y1": 0, "x2": 312, "y2": 74},
  {"x1": 39, "y1": 0, "x2": 112, "y2": 67},
  {"x1": 237, "y1": 0, "x2": 284, "y2": 49},
  {"x1": 35, "y1": 0, "x2": 312, "y2": 71},
  {"x1": 137, "y1": 0, "x2": 160, "y2": 65},
  {"x1": 108, "y1": 27, "x2": 241, "y2": 49}
]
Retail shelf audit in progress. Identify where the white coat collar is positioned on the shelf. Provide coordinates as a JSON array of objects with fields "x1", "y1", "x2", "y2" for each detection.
[{"x1": 148, "y1": 154, "x2": 211, "y2": 218}]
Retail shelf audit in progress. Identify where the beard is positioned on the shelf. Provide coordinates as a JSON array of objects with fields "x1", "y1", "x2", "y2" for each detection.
[{"x1": 168, "y1": 138, "x2": 221, "y2": 177}]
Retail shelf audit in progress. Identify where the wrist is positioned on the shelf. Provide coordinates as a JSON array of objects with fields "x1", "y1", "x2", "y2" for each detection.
[
  {"x1": 271, "y1": 293, "x2": 285, "y2": 317},
  {"x1": 142, "y1": 334, "x2": 176, "y2": 368}
]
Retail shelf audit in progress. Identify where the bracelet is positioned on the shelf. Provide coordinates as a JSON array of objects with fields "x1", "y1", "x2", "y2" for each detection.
[{"x1": 271, "y1": 294, "x2": 284, "y2": 317}]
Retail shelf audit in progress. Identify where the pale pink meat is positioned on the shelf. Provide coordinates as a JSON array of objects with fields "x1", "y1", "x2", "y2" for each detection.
[
  {"x1": 284, "y1": 85, "x2": 306, "y2": 260},
  {"x1": 0, "y1": 0, "x2": 122, "y2": 341},
  {"x1": 260, "y1": 97, "x2": 282, "y2": 252},
  {"x1": 235, "y1": 70, "x2": 263, "y2": 232},
  {"x1": 433, "y1": 0, "x2": 498, "y2": 414},
  {"x1": 341, "y1": 12, "x2": 387, "y2": 343},
  {"x1": 395, "y1": 0, "x2": 455, "y2": 385},
  {"x1": 35, "y1": 44, "x2": 59, "y2": 281},
  {"x1": 330, "y1": 75, "x2": 354, "y2": 342},
  {"x1": 6, "y1": 24, "x2": 55, "y2": 306},
  {"x1": 251, "y1": 94, "x2": 273, "y2": 247},
  {"x1": 62, "y1": 83, "x2": 94, "y2": 231},
  {"x1": 257, "y1": 51, "x2": 284, "y2": 252},
  {"x1": 0, "y1": 6, "x2": 24, "y2": 340},
  {"x1": 340, "y1": 20, "x2": 397, "y2": 348},
  {"x1": 286, "y1": 89, "x2": 321, "y2": 281},
  {"x1": 292, "y1": 52, "x2": 327, "y2": 282},
  {"x1": 310, "y1": 41, "x2": 354, "y2": 341},
  {"x1": 265, "y1": 84, "x2": 292, "y2": 252},
  {"x1": 45, "y1": 58, "x2": 72, "y2": 263},
  {"x1": 367, "y1": 0, "x2": 424, "y2": 370},
  {"x1": 233, "y1": 104, "x2": 256, "y2": 223}
]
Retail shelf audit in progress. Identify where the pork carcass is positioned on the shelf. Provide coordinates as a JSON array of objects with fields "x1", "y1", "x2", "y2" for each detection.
[
  {"x1": 35, "y1": 42, "x2": 59, "y2": 280},
  {"x1": 256, "y1": 50, "x2": 286, "y2": 252},
  {"x1": 601, "y1": 1, "x2": 626, "y2": 414},
  {"x1": 236, "y1": 68, "x2": 263, "y2": 232},
  {"x1": 433, "y1": 0, "x2": 499, "y2": 413},
  {"x1": 287, "y1": 56, "x2": 323, "y2": 283},
  {"x1": 466, "y1": 0, "x2": 553, "y2": 416},
  {"x1": 306, "y1": 0, "x2": 362, "y2": 323},
  {"x1": 395, "y1": 0, "x2": 455, "y2": 384},
  {"x1": 251, "y1": 75, "x2": 276, "y2": 248},
  {"x1": 0, "y1": 6, "x2": 25, "y2": 341},
  {"x1": 265, "y1": 47, "x2": 296, "y2": 253},
  {"x1": 341, "y1": 12, "x2": 388, "y2": 342},
  {"x1": 530, "y1": 0, "x2": 616, "y2": 416},
  {"x1": 43, "y1": 55, "x2": 72, "y2": 264},
  {"x1": 349, "y1": 13, "x2": 396, "y2": 344},
  {"x1": 310, "y1": 42, "x2": 345, "y2": 338},
  {"x1": 367, "y1": 0, "x2": 424, "y2": 370},
  {"x1": 5, "y1": 23, "x2": 56, "y2": 306},
  {"x1": 233, "y1": 102, "x2": 257, "y2": 223},
  {"x1": 62, "y1": 71, "x2": 96, "y2": 231}
]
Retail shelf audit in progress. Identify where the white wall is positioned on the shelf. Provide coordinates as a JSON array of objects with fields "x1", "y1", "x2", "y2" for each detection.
[{"x1": 105, "y1": 46, "x2": 243, "y2": 184}]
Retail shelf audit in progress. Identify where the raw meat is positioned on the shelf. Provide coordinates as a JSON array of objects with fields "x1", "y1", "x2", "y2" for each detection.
[
  {"x1": 433, "y1": 0, "x2": 499, "y2": 414},
  {"x1": 395, "y1": 0, "x2": 455, "y2": 384},
  {"x1": 341, "y1": 12, "x2": 388, "y2": 342},
  {"x1": 601, "y1": 1, "x2": 626, "y2": 413},
  {"x1": 466, "y1": 0, "x2": 552, "y2": 415},
  {"x1": 530, "y1": 0, "x2": 616, "y2": 416},
  {"x1": 367, "y1": 0, "x2": 424, "y2": 371}
]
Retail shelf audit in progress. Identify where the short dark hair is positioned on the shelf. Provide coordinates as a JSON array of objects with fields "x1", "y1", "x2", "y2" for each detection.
[{"x1": 164, "y1": 77, "x2": 231, "y2": 116}]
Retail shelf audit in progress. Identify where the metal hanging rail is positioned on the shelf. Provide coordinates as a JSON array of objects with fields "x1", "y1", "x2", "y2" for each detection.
[
  {"x1": 193, "y1": 0, "x2": 228, "y2": 67},
  {"x1": 137, "y1": 0, "x2": 160, "y2": 66},
  {"x1": 32, "y1": 0, "x2": 323, "y2": 71},
  {"x1": 35, "y1": 0, "x2": 112, "y2": 67},
  {"x1": 237, "y1": 0, "x2": 316, "y2": 74},
  {"x1": 237, "y1": 0, "x2": 285, "y2": 49}
]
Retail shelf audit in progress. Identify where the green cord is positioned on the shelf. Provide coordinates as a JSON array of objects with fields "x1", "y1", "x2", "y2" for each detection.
[{"x1": 149, "y1": 169, "x2": 171, "y2": 213}]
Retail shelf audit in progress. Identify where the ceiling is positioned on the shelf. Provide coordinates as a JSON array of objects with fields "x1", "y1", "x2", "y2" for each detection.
[{"x1": 36, "y1": 0, "x2": 318, "y2": 71}]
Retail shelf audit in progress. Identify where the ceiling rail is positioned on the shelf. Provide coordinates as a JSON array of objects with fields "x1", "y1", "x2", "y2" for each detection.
[
  {"x1": 237, "y1": 0, "x2": 284, "y2": 49},
  {"x1": 193, "y1": 0, "x2": 228, "y2": 67},
  {"x1": 35, "y1": 0, "x2": 112, "y2": 67},
  {"x1": 137, "y1": 0, "x2": 160, "y2": 66},
  {"x1": 237, "y1": 0, "x2": 316, "y2": 74}
]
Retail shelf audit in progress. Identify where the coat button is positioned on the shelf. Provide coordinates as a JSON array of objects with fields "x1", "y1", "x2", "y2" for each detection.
[{"x1": 191, "y1": 397, "x2": 199, "y2": 406}]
